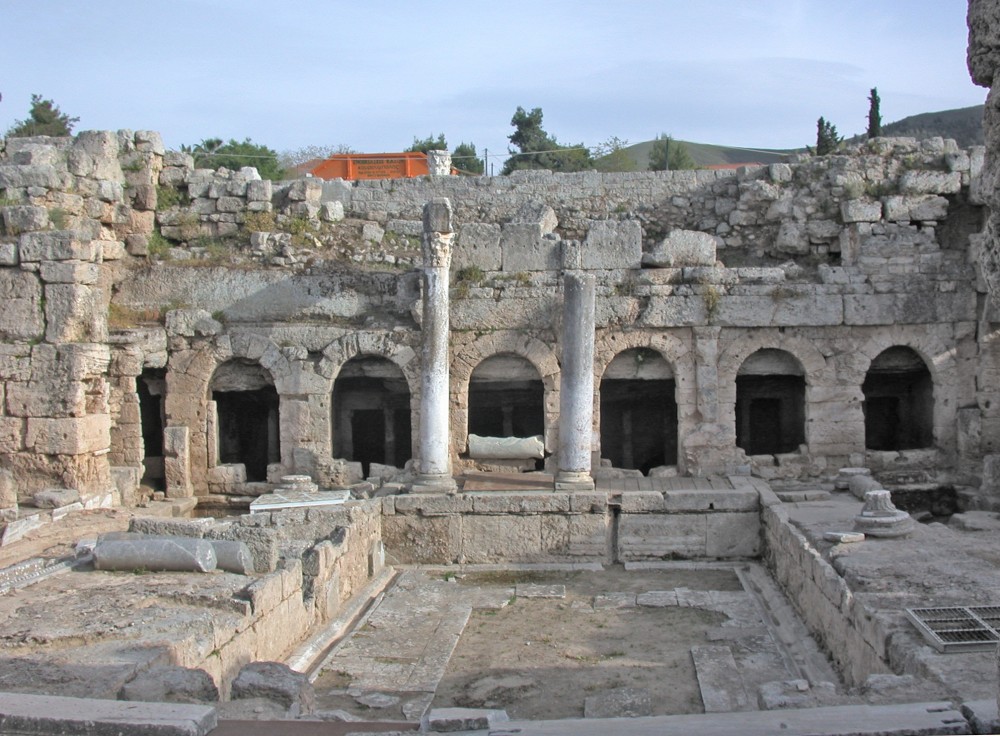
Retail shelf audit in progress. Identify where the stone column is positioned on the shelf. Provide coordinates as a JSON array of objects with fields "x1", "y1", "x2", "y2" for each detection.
[
  {"x1": 414, "y1": 198, "x2": 457, "y2": 493},
  {"x1": 556, "y1": 272, "x2": 596, "y2": 491}
]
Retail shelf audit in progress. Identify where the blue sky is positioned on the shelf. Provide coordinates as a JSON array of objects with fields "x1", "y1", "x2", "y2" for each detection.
[{"x1": 0, "y1": 1, "x2": 986, "y2": 167}]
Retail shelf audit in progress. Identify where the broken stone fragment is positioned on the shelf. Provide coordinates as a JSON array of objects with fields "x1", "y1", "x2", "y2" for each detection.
[
  {"x1": 33, "y1": 488, "x2": 80, "y2": 509},
  {"x1": 230, "y1": 661, "x2": 315, "y2": 715}
]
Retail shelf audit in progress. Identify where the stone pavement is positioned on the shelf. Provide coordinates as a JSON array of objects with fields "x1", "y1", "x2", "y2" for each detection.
[
  {"x1": 491, "y1": 701, "x2": 969, "y2": 736},
  {"x1": 311, "y1": 562, "x2": 843, "y2": 723}
]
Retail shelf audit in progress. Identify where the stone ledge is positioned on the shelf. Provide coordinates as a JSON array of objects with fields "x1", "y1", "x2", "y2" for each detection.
[{"x1": 0, "y1": 691, "x2": 217, "y2": 736}]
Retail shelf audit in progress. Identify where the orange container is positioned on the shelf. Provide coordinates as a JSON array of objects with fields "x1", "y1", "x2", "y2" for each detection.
[{"x1": 309, "y1": 152, "x2": 431, "y2": 181}]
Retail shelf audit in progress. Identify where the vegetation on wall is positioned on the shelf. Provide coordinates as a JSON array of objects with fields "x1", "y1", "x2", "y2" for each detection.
[
  {"x1": 6, "y1": 94, "x2": 79, "y2": 138},
  {"x1": 182, "y1": 137, "x2": 286, "y2": 180}
]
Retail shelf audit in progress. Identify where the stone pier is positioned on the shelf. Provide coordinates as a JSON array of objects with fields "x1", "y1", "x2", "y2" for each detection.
[
  {"x1": 556, "y1": 272, "x2": 596, "y2": 491},
  {"x1": 414, "y1": 198, "x2": 457, "y2": 493}
]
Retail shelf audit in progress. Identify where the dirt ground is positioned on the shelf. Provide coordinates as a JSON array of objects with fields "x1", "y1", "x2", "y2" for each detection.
[
  {"x1": 0, "y1": 508, "x2": 132, "y2": 568},
  {"x1": 433, "y1": 568, "x2": 737, "y2": 720},
  {"x1": 311, "y1": 565, "x2": 797, "y2": 722}
]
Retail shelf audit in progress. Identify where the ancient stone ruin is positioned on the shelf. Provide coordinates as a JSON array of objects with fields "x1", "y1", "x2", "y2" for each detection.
[
  {"x1": 0, "y1": 129, "x2": 989, "y2": 510},
  {"x1": 6, "y1": 7, "x2": 1000, "y2": 730}
]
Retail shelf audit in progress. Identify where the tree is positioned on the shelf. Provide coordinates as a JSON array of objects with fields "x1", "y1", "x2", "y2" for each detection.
[
  {"x1": 278, "y1": 143, "x2": 356, "y2": 170},
  {"x1": 451, "y1": 142, "x2": 484, "y2": 175},
  {"x1": 182, "y1": 137, "x2": 286, "y2": 180},
  {"x1": 867, "y1": 87, "x2": 882, "y2": 139},
  {"x1": 815, "y1": 117, "x2": 842, "y2": 156},
  {"x1": 502, "y1": 106, "x2": 593, "y2": 174},
  {"x1": 6, "y1": 94, "x2": 79, "y2": 138},
  {"x1": 648, "y1": 133, "x2": 696, "y2": 171},
  {"x1": 594, "y1": 136, "x2": 638, "y2": 172},
  {"x1": 407, "y1": 133, "x2": 447, "y2": 153}
]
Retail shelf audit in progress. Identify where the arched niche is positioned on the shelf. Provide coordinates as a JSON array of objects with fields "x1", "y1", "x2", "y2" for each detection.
[
  {"x1": 138, "y1": 367, "x2": 166, "y2": 490},
  {"x1": 599, "y1": 347, "x2": 677, "y2": 474},
  {"x1": 863, "y1": 346, "x2": 933, "y2": 451},
  {"x1": 209, "y1": 359, "x2": 279, "y2": 482},
  {"x1": 736, "y1": 348, "x2": 805, "y2": 456},
  {"x1": 468, "y1": 354, "x2": 545, "y2": 441},
  {"x1": 332, "y1": 355, "x2": 412, "y2": 475}
]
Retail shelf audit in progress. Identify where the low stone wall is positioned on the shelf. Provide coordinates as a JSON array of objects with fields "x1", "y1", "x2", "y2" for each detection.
[
  {"x1": 760, "y1": 488, "x2": 890, "y2": 686},
  {"x1": 381, "y1": 489, "x2": 761, "y2": 564},
  {"x1": 127, "y1": 500, "x2": 383, "y2": 693}
]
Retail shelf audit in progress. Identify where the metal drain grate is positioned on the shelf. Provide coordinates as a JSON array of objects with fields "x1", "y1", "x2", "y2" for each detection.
[{"x1": 906, "y1": 607, "x2": 1000, "y2": 652}]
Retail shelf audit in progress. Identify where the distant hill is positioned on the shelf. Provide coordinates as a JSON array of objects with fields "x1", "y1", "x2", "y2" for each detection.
[
  {"x1": 615, "y1": 105, "x2": 985, "y2": 171},
  {"x1": 877, "y1": 105, "x2": 983, "y2": 148},
  {"x1": 621, "y1": 139, "x2": 793, "y2": 170}
]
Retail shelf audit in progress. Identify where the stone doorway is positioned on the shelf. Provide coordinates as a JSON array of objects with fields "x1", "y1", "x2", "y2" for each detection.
[
  {"x1": 735, "y1": 349, "x2": 805, "y2": 456},
  {"x1": 332, "y1": 356, "x2": 412, "y2": 475},
  {"x1": 137, "y1": 368, "x2": 166, "y2": 489},
  {"x1": 863, "y1": 346, "x2": 933, "y2": 451},
  {"x1": 600, "y1": 348, "x2": 677, "y2": 474},
  {"x1": 210, "y1": 360, "x2": 280, "y2": 482},
  {"x1": 468, "y1": 355, "x2": 545, "y2": 441}
]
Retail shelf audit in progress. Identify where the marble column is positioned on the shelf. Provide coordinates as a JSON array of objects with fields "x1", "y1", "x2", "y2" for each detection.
[
  {"x1": 414, "y1": 198, "x2": 457, "y2": 493},
  {"x1": 556, "y1": 272, "x2": 596, "y2": 490}
]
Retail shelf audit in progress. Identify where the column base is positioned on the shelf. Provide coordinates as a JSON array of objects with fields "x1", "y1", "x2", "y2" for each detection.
[
  {"x1": 411, "y1": 473, "x2": 458, "y2": 495},
  {"x1": 554, "y1": 470, "x2": 595, "y2": 491}
]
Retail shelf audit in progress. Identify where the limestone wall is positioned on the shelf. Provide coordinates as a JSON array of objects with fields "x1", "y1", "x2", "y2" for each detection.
[
  {"x1": 1, "y1": 127, "x2": 997, "y2": 508},
  {"x1": 381, "y1": 489, "x2": 759, "y2": 564},
  {"x1": 760, "y1": 488, "x2": 890, "y2": 687},
  {"x1": 128, "y1": 500, "x2": 383, "y2": 693}
]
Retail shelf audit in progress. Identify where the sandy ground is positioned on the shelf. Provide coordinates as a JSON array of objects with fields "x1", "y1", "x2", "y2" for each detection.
[{"x1": 432, "y1": 569, "x2": 734, "y2": 719}]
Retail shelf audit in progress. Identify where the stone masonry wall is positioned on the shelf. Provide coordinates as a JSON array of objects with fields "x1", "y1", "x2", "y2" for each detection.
[{"x1": 1, "y1": 127, "x2": 997, "y2": 510}]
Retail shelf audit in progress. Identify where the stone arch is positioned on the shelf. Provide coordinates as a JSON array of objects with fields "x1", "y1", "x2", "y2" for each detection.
[
  {"x1": 594, "y1": 330, "x2": 696, "y2": 473},
  {"x1": 321, "y1": 332, "x2": 421, "y2": 466},
  {"x1": 210, "y1": 358, "x2": 280, "y2": 482},
  {"x1": 332, "y1": 356, "x2": 413, "y2": 474},
  {"x1": 734, "y1": 349, "x2": 806, "y2": 456},
  {"x1": 164, "y1": 334, "x2": 288, "y2": 495},
  {"x1": 718, "y1": 333, "x2": 830, "y2": 455},
  {"x1": 852, "y1": 331, "x2": 958, "y2": 453},
  {"x1": 453, "y1": 333, "x2": 559, "y2": 455}
]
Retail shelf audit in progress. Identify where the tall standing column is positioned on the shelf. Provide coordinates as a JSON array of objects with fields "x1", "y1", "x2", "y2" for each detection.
[
  {"x1": 556, "y1": 272, "x2": 596, "y2": 491},
  {"x1": 414, "y1": 198, "x2": 457, "y2": 493}
]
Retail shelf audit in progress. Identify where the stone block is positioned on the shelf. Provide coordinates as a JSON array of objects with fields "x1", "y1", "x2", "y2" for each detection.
[
  {"x1": 19, "y1": 231, "x2": 97, "y2": 262},
  {"x1": 0, "y1": 270, "x2": 43, "y2": 341},
  {"x1": 44, "y1": 283, "x2": 106, "y2": 343},
  {"x1": 0, "y1": 417, "x2": 25, "y2": 453},
  {"x1": 454, "y1": 223, "x2": 501, "y2": 271},
  {"x1": 0, "y1": 692, "x2": 217, "y2": 736},
  {"x1": 643, "y1": 229, "x2": 717, "y2": 268},
  {"x1": 500, "y1": 223, "x2": 559, "y2": 272},
  {"x1": 899, "y1": 170, "x2": 962, "y2": 195},
  {"x1": 619, "y1": 491, "x2": 666, "y2": 512},
  {"x1": 230, "y1": 661, "x2": 314, "y2": 714},
  {"x1": 33, "y1": 487, "x2": 81, "y2": 508},
  {"x1": 618, "y1": 513, "x2": 707, "y2": 559},
  {"x1": 663, "y1": 490, "x2": 758, "y2": 512},
  {"x1": 286, "y1": 178, "x2": 322, "y2": 202},
  {"x1": 164, "y1": 426, "x2": 193, "y2": 498},
  {"x1": 25, "y1": 414, "x2": 109, "y2": 455},
  {"x1": 840, "y1": 200, "x2": 883, "y2": 223},
  {"x1": 705, "y1": 512, "x2": 761, "y2": 557},
  {"x1": 582, "y1": 219, "x2": 642, "y2": 269},
  {"x1": 469, "y1": 492, "x2": 570, "y2": 514},
  {"x1": 381, "y1": 514, "x2": 460, "y2": 564},
  {"x1": 461, "y1": 515, "x2": 542, "y2": 562},
  {"x1": 39, "y1": 261, "x2": 99, "y2": 284},
  {"x1": 118, "y1": 665, "x2": 220, "y2": 705},
  {"x1": 246, "y1": 179, "x2": 272, "y2": 202},
  {"x1": 1, "y1": 205, "x2": 48, "y2": 234},
  {"x1": 511, "y1": 201, "x2": 558, "y2": 233}
]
